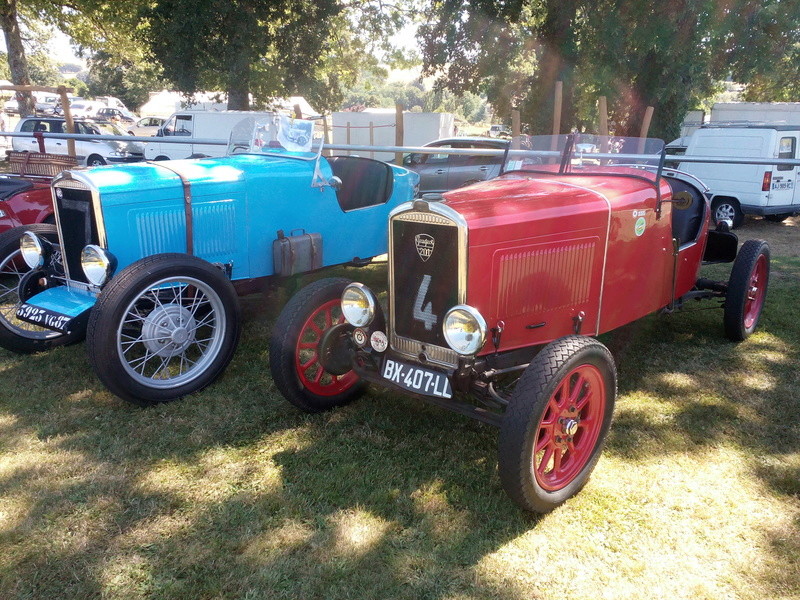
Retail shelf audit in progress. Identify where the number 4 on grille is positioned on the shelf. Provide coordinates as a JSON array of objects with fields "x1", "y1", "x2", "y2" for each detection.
[{"x1": 412, "y1": 274, "x2": 437, "y2": 331}]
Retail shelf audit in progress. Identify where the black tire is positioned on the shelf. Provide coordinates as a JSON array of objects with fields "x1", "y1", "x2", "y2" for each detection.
[
  {"x1": 764, "y1": 213, "x2": 791, "y2": 223},
  {"x1": 0, "y1": 224, "x2": 81, "y2": 353},
  {"x1": 724, "y1": 239, "x2": 769, "y2": 341},
  {"x1": 87, "y1": 154, "x2": 106, "y2": 167},
  {"x1": 86, "y1": 253, "x2": 241, "y2": 406},
  {"x1": 269, "y1": 277, "x2": 364, "y2": 412},
  {"x1": 154, "y1": 155, "x2": 170, "y2": 161},
  {"x1": 711, "y1": 197, "x2": 744, "y2": 229},
  {"x1": 498, "y1": 336, "x2": 616, "y2": 513}
]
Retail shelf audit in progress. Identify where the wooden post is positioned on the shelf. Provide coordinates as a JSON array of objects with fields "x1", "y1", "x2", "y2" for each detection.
[
  {"x1": 346, "y1": 122, "x2": 351, "y2": 156},
  {"x1": 322, "y1": 115, "x2": 330, "y2": 157},
  {"x1": 58, "y1": 85, "x2": 76, "y2": 158},
  {"x1": 395, "y1": 103, "x2": 404, "y2": 165},
  {"x1": 639, "y1": 106, "x2": 654, "y2": 138},
  {"x1": 551, "y1": 81, "x2": 563, "y2": 151},
  {"x1": 598, "y1": 96, "x2": 609, "y2": 156},
  {"x1": 293, "y1": 103, "x2": 303, "y2": 119},
  {"x1": 598, "y1": 96, "x2": 608, "y2": 136},
  {"x1": 638, "y1": 106, "x2": 654, "y2": 153},
  {"x1": 369, "y1": 121, "x2": 374, "y2": 159},
  {"x1": 511, "y1": 109, "x2": 521, "y2": 150},
  {"x1": 552, "y1": 81, "x2": 563, "y2": 136}
]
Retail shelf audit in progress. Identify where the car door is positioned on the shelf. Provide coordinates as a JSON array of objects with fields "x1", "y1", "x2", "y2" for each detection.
[
  {"x1": 415, "y1": 144, "x2": 450, "y2": 193},
  {"x1": 775, "y1": 134, "x2": 800, "y2": 207},
  {"x1": 446, "y1": 142, "x2": 502, "y2": 189}
]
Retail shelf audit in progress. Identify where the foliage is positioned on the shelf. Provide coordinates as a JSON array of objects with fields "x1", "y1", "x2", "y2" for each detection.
[
  {"x1": 84, "y1": 51, "x2": 165, "y2": 111},
  {"x1": 419, "y1": 0, "x2": 800, "y2": 139}
]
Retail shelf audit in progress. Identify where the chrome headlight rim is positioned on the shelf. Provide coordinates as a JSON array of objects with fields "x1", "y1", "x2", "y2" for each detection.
[
  {"x1": 20, "y1": 231, "x2": 48, "y2": 269},
  {"x1": 443, "y1": 304, "x2": 488, "y2": 356},
  {"x1": 341, "y1": 283, "x2": 377, "y2": 328},
  {"x1": 80, "y1": 244, "x2": 116, "y2": 286}
]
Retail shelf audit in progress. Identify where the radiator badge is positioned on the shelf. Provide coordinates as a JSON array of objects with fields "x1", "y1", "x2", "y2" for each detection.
[{"x1": 415, "y1": 234, "x2": 435, "y2": 261}]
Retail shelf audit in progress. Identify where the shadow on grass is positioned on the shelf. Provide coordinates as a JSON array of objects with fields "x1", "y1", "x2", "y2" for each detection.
[{"x1": 0, "y1": 261, "x2": 798, "y2": 598}]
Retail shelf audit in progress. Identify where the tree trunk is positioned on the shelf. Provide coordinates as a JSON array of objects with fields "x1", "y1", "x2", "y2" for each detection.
[{"x1": 0, "y1": 0, "x2": 34, "y2": 116}]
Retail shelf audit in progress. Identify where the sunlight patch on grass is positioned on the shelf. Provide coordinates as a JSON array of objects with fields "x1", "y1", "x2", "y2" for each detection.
[
  {"x1": 410, "y1": 480, "x2": 470, "y2": 540},
  {"x1": 328, "y1": 508, "x2": 390, "y2": 558},
  {"x1": 240, "y1": 518, "x2": 316, "y2": 561}
]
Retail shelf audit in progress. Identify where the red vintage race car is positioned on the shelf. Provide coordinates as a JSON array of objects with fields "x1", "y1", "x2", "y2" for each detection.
[{"x1": 269, "y1": 134, "x2": 770, "y2": 513}]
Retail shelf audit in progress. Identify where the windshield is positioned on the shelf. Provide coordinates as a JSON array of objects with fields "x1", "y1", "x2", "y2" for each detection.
[
  {"x1": 503, "y1": 134, "x2": 665, "y2": 176},
  {"x1": 226, "y1": 115, "x2": 320, "y2": 157},
  {"x1": 93, "y1": 121, "x2": 128, "y2": 137}
]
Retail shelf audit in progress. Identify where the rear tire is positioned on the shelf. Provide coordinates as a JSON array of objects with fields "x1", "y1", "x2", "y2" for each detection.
[
  {"x1": 724, "y1": 239, "x2": 769, "y2": 341},
  {"x1": 498, "y1": 336, "x2": 616, "y2": 513},
  {"x1": 0, "y1": 224, "x2": 81, "y2": 353},
  {"x1": 711, "y1": 197, "x2": 744, "y2": 229},
  {"x1": 269, "y1": 278, "x2": 363, "y2": 413}
]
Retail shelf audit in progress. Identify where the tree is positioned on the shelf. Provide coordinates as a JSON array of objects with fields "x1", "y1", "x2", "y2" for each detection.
[
  {"x1": 85, "y1": 50, "x2": 165, "y2": 110},
  {"x1": 419, "y1": 0, "x2": 800, "y2": 139},
  {"x1": 140, "y1": 0, "x2": 344, "y2": 111},
  {"x1": 0, "y1": 0, "x2": 34, "y2": 114}
]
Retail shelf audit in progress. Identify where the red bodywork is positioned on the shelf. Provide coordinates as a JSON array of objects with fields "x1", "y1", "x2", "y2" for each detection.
[
  {"x1": 443, "y1": 168, "x2": 710, "y2": 355},
  {"x1": 0, "y1": 176, "x2": 54, "y2": 234}
]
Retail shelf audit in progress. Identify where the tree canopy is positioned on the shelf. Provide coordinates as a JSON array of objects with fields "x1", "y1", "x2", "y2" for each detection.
[{"x1": 419, "y1": 0, "x2": 800, "y2": 139}]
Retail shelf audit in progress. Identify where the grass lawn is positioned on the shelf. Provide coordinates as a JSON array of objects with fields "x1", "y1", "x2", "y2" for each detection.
[{"x1": 0, "y1": 217, "x2": 798, "y2": 600}]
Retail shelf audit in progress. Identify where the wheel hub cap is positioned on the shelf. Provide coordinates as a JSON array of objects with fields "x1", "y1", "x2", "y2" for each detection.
[
  {"x1": 142, "y1": 303, "x2": 197, "y2": 357},
  {"x1": 563, "y1": 418, "x2": 579, "y2": 437}
]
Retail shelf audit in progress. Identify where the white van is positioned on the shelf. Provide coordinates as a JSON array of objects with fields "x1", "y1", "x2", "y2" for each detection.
[
  {"x1": 144, "y1": 110, "x2": 276, "y2": 160},
  {"x1": 680, "y1": 125, "x2": 800, "y2": 227}
]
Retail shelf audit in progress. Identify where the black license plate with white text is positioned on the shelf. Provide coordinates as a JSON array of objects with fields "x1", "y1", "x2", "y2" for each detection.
[{"x1": 381, "y1": 358, "x2": 453, "y2": 399}]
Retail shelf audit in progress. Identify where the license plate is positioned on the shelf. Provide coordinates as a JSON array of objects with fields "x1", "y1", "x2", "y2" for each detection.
[
  {"x1": 16, "y1": 303, "x2": 72, "y2": 332},
  {"x1": 381, "y1": 358, "x2": 453, "y2": 399}
]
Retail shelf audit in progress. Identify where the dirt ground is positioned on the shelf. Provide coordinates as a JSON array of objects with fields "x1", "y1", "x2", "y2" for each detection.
[{"x1": 736, "y1": 214, "x2": 799, "y2": 258}]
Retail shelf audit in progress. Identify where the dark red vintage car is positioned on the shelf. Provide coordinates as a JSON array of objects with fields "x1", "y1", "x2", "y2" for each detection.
[
  {"x1": 269, "y1": 134, "x2": 770, "y2": 513},
  {"x1": 0, "y1": 175, "x2": 54, "y2": 234}
]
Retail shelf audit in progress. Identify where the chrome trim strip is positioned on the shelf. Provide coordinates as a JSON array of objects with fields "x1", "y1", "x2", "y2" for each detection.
[
  {"x1": 388, "y1": 199, "x2": 468, "y2": 368},
  {"x1": 52, "y1": 170, "x2": 107, "y2": 285}
]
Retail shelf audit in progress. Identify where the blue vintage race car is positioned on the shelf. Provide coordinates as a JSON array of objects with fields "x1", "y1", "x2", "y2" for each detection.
[{"x1": 0, "y1": 118, "x2": 419, "y2": 404}]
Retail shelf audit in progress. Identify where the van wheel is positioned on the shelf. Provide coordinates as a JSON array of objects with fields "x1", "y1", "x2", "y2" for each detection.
[
  {"x1": 154, "y1": 155, "x2": 170, "y2": 161},
  {"x1": 764, "y1": 213, "x2": 791, "y2": 223},
  {"x1": 711, "y1": 197, "x2": 744, "y2": 229}
]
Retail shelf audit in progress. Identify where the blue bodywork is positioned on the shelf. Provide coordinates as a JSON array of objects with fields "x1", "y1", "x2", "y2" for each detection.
[{"x1": 20, "y1": 150, "x2": 419, "y2": 331}]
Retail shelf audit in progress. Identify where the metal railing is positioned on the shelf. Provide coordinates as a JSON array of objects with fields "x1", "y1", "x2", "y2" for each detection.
[{"x1": 2, "y1": 131, "x2": 800, "y2": 167}]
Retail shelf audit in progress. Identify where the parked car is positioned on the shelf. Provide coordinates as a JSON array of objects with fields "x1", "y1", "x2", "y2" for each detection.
[
  {"x1": 12, "y1": 117, "x2": 144, "y2": 166},
  {"x1": 144, "y1": 111, "x2": 276, "y2": 160},
  {"x1": 0, "y1": 118, "x2": 420, "y2": 406},
  {"x1": 127, "y1": 116, "x2": 166, "y2": 137},
  {"x1": 679, "y1": 125, "x2": 800, "y2": 227},
  {"x1": 95, "y1": 107, "x2": 136, "y2": 124},
  {"x1": 403, "y1": 137, "x2": 509, "y2": 194},
  {"x1": 269, "y1": 134, "x2": 770, "y2": 514}
]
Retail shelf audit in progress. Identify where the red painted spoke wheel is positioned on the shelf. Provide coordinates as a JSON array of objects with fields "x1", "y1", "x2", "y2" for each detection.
[
  {"x1": 499, "y1": 335, "x2": 616, "y2": 513},
  {"x1": 742, "y1": 254, "x2": 767, "y2": 330},
  {"x1": 532, "y1": 364, "x2": 606, "y2": 492},
  {"x1": 295, "y1": 299, "x2": 359, "y2": 396},
  {"x1": 270, "y1": 278, "x2": 364, "y2": 413},
  {"x1": 724, "y1": 239, "x2": 770, "y2": 341}
]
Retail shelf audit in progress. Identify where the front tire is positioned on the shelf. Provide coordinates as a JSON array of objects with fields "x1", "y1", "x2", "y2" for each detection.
[
  {"x1": 0, "y1": 224, "x2": 80, "y2": 353},
  {"x1": 711, "y1": 197, "x2": 744, "y2": 229},
  {"x1": 87, "y1": 154, "x2": 106, "y2": 166},
  {"x1": 498, "y1": 336, "x2": 616, "y2": 513},
  {"x1": 724, "y1": 239, "x2": 769, "y2": 341},
  {"x1": 269, "y1": 278, "x2": 363, "y2": 412},
  {"x1": 86, "y1": 254, "x2": 241, "y2": 405}
]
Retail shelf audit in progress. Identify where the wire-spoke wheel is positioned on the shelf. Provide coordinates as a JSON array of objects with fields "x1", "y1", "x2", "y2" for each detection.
[
  {"x1": 499, "y1": 336, "x2": 616, "y2": 513},
  {"x1": 87, "y1": 254, "x2": 241, "y2": 405},
  {"x1": 270, "y1": 278, "x2": 364, "y2": 412},
  {"x1": 0, "y1": 224, "x2": 79, "y2": 353}
]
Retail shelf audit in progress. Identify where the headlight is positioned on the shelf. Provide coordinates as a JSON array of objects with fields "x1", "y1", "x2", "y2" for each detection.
[
  {"x1": 80, "y1": 245, "x2": 116, "y2": 286},
  {"x1": 20, "y1": 231, "x2": 50, "y2": 269},
  {"x1": 341, "y1": 283, "x2": 377, "y2": 327},
  {"x1": 443, "y1": 305, "x2": 487, "y2": 356}
]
